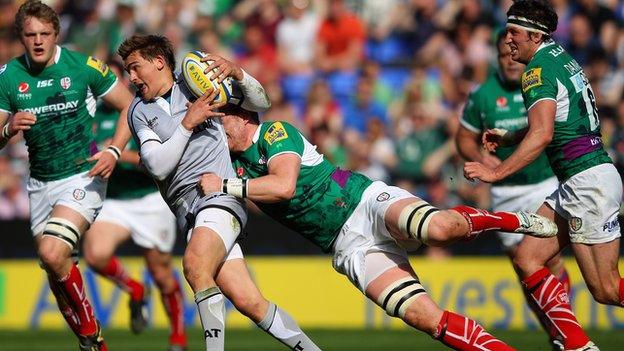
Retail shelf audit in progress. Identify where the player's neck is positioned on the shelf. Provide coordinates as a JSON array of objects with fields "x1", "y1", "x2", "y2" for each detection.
[{"x1": 155, "y1": 76, "x2": 175, "y2": 99}]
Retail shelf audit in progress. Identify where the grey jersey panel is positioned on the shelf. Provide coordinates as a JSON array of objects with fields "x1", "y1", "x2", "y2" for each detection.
[{"x1": 128, "y1": 77, "x2": 242, "y2": 221}]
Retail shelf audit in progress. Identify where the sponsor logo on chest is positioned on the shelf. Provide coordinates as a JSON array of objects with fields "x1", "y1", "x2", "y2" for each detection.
[
  {"x1": 20, "y1": 100, "x2": 79, "y2": 114},
  {"x1": 37, "y1": 79, "x2": 54, "y2": 88}
]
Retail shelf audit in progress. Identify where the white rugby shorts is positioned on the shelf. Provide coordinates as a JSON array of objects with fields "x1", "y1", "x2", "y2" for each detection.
[
  {"x1": 28, "y1": 171, "x2": 107, "y2": 236},
  {"x1": 491, "y1": 176, "x2": 558, "y2": 250},
  {"x1": 545, "y1": 163, "x2": 622, "y2": 244},
  {"x1": 332, "y1": 181, "x2": 416, "y2": 292},
  {"x1": 96, "y1": 192, "x2": 177, "y2": 252}
]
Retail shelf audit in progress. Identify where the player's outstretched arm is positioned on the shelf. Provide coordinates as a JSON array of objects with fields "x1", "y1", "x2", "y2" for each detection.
[
  {"x1": 465, "y1": 100, "x2": 554, "y2": 183},
  {"x1": 199, "y1": 153, "x2": 301, "y2": 203},
  {"x1": 88, "y1": 83, "x2": 134, "y2": 178}
]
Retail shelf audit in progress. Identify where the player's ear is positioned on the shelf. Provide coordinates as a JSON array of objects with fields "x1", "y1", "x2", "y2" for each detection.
[{"x1": 155, "y1": 55, "x2": 165, "y2": 70}]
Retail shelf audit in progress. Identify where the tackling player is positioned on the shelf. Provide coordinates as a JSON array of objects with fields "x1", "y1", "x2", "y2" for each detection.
[
  {"x1": 0, "y1": 1, "x2": 133, "y2": 350},
  {"x1": 464, "y1": 1, "x2": 621, "y2": 350},
  {"x1": 82, "y1": 60, "x2": 186, "y2": 351},
  {"x1": 199, "y1": 106, "x2": 561, "y2": 351},
  {"x1": 456, "y1": 30, "x2": 568, "y2": 349},
  {"x1": 119, "y1": 34, "x2": 320, "y2": 351}
]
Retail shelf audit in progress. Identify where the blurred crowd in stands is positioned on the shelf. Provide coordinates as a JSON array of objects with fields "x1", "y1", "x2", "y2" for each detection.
[{"x1": 1, "y1": 0, "x2": 624, "y2": 223}]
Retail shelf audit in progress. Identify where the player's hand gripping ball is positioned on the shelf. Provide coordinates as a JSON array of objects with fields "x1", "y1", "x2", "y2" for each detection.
[{"x1": 181, "y1": 51, "x2": 243, "y2": 105}]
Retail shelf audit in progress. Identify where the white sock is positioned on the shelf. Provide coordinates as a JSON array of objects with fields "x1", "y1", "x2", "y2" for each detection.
[
  {"x1": 195, "y1": 287, "x2": 225, "y2": 351},
  {"x1": 257, "y1": 302, "x2": 321, "y2": 351}
]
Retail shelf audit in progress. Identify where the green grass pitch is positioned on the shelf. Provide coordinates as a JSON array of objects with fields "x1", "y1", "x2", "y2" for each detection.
[{"x1": 0, "y1": 328, "x2": 622, "y2": 350}]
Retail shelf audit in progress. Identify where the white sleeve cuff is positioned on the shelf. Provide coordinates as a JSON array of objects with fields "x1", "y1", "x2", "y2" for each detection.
[{"x1": 238, "y1": 69, "x2": 271, "y2": 112}]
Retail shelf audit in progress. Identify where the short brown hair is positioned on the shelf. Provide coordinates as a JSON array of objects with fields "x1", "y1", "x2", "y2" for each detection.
[
  {"x1": 14, "y1": 0, "x2": 60, "y2": 36},
  {"x1": 117, "y1": 34, "x2": 176, "y2": 73}
]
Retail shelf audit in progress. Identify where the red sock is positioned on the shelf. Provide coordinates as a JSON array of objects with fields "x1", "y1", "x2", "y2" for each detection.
[
  {"x1": 555, "y1": 267, "x2": 571, "y2": 295},
  {"x1": 523, "y1": 268, "x2": 589, "y2": 349},
  {"x1": 48, "y1": 276, "x2": 81, "y2": 336},
  {"x1": 57, "y1": 264, "x2": 98, "y2": 336},
  {"x1": 451, "y1": 206, "x2": 521, "y2": 234},
  {"x1": 619, "y1": 279, "x2": 624, "y2": 306},
  {"x1": 162, "y1": 281, "x2": 187, "y2": 346},
  {"x1": 435, "y1": 311, "x2": 514, "y2": 350},
  {"x1": 94, "y1": 257, "x2": 144, "y2": 301}
]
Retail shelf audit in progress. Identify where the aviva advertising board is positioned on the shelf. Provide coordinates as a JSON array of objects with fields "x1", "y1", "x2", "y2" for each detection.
[{"x1": 0, "y1": 257, "x2": 622, "y2": 330}]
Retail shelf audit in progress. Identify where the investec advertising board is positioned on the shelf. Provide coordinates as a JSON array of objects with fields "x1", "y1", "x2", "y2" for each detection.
[{"x1": 0, "y1": 257, "x2": 622, "y2": 329}]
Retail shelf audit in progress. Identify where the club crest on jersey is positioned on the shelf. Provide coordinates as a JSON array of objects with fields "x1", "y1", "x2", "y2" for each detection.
[
  {"x1": 86, "y1": 56, "x2": 109, "y2": 76},
  {"x1": 18, "y1": 82, "x2": 29, "y2": 93},
  {"x1": 236, "y1": 167, "x2": 245, "y2": 177},
  {"x1": 521, "y1": 68, "x2": 542, "y2": 92},
  {"x1": 376, "y1": 192, "x2": 390, "y2": 202},
  {"x1": 73, "y1": 189, "x2": 86, "y2": 200},
  {"x1": 569, "y1": 217, "x2": 582, "y2": 232},
  {"x1": 264, "y1": 122, "x2": 288, "y2": 145},
  {"x1": 60, "y1": 77, "x2": 71, "y2": 90}
]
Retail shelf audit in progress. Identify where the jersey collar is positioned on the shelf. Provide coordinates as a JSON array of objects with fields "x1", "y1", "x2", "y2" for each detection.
[
  {"x1": 251, "y1": 123, "x2": 262, "y2": 143},
  {"x1": 24, "y1": 45, "x2": 61, "y2": 69},
  {"x1": 533, "y1": 40, "x2": 555, "y2": 56}
]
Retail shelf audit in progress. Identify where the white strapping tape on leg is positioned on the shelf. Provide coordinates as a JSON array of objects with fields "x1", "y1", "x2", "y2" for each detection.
[
  {"x1": 376, "y1": 277, "x2": 427, "y2": 318},
  {"x1": 397, "y1": 201, "x2": 439, "y2": 244},
  {"x1": 42, "y1": 217, "x2": 81, "y2": 249}
]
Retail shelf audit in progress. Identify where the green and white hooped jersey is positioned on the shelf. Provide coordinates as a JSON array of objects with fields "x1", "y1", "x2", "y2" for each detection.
[
  {"x1": 0, "y1": 46, "x2": 117, "y2": 181},
  {"x1": 521, "y1": 42, "x2": 611, "y2": 181},
  {"x1": 232, "y1": 121, "x2": 372, "y2": 252},
  {"x1": 461, "y1": 72, "x2": 554, "y2": 186}
]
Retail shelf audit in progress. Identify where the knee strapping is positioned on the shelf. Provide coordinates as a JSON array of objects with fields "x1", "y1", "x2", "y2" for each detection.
[
  {"x1": 42, "y1": 217, "x2": 81, "y2": 250},
  {"x1": 376, "y1": 277, "x2": 427, "y2": 318},
  {"x1": 398, "y1": 201, "x2": 439, "y2": 244}
]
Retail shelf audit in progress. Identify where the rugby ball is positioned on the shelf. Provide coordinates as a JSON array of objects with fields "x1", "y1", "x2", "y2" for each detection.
[{"x1": 181, "y1": 51, "x2": 244, "y2": 106}]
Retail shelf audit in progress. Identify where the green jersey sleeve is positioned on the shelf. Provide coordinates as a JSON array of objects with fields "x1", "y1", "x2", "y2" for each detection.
[
  {"x1": 521, "y1": 66, "x2": 557, "y2": 110},
  {"x1": 84, "y1": 56, "x2": 117, "y2": 97},
  {"x1": 0, "y1": 64, "x2": 12, "y2": 113},
  {"x1": 460, "y1": 89, "x2": 483, "y2": 133},
  {"x1": 259, "y1": 121, "x2": 305, "y2": 162}
]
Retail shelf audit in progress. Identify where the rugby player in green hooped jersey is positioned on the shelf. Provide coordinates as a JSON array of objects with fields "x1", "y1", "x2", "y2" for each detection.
[
  {"x1": 81, "y1": 60, "x2": 187, "y2": 351},
  {"x1": 456, "y1": 30, "x2": 570, "y2": 350},
  {"x1": 464, "y1": 1, "x2": 621, "y2": 350},
  {"x1": 0, "y1": 1, "x2": 133, "y2": 350},
  {"x1": 199, "y1": 104, "x2": 561, "y2": 351}
]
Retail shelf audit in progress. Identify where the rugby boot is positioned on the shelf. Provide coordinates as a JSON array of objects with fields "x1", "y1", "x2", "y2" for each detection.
[
  {"x1": 514, "y1": 211, "x2": 558, "y2": 238},
  {"x1": 129, "y1": 287, "x2": 149, "y2": 334}
]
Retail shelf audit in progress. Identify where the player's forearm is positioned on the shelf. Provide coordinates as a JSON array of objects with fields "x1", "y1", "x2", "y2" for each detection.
[
  {"x1": 493, "y1": 128, "x2": 550, "y2": 180},
  {"x1": 245, "y1": 175, "x2": 296, "y2": 203},
  {"x1": 456, "y1": 134, "x2": 482, "y2": 162},
  {"x1": 119, "y1": 150, "x2": 140, "y2": 166},
  {"x1": 140, "y1": 124, "x2": 192, "y2": 180},
  {"x1": 238, "y1": 69, "x2": 271, "y2": 112},
  {"x1": 109, "y1": 105, "x2": 132, "y2": 151}
]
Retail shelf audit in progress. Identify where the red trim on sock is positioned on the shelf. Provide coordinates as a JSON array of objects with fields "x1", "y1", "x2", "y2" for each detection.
[
  {"x1": 58, "y1": 265, "x2": 97, "y2": 336},
  {"x1": 95, "y1": 257, "x2": 144, "y2": 301},
  {"x1": 436, "y1": 310, "x2": 514, "y2": 350},
  {"x1": 619, "y1": 279, "x2": 624, "y2": 306},
  {"x1": 451, "y1": 206, "x2": 521, "y2": 234},
  {"x1": 522, "y1": 268, "x2": 550, "y2": 291}
]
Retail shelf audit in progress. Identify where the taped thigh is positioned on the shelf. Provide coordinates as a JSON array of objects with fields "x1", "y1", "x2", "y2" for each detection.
[
  {"x1": 42, "y1": 217, "x2": 81, "y2": 250},
  {"x1": 376, "y1": 276, "x2": 427, "y2": 318},
  {"x1": 397, "y1": 200, "x2": 439, "y2": 244}
]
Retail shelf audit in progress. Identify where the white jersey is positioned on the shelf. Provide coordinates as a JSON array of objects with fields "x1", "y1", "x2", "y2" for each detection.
[{"x1": 128, "y1": 76, "x2": 246, "y2": 233}]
